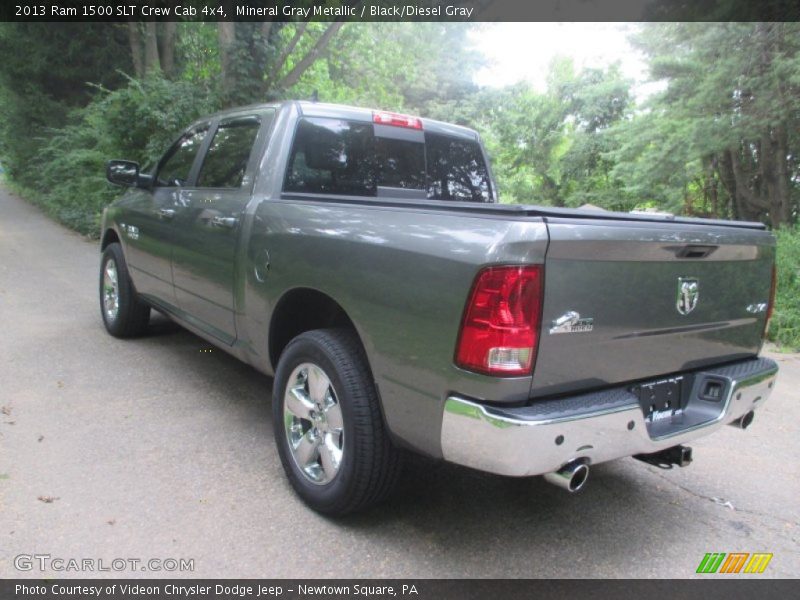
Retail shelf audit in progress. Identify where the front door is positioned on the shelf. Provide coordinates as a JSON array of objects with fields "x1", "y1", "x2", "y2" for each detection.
[{"x1": 123, "y1": 125, "x2": 208, "y2": 305}]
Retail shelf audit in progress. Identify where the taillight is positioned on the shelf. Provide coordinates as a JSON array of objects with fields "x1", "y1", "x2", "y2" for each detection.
[
  {"x1": 455, "y1": 265, "x2": 544, "y2": 377},
  {"x1": 373, "y1": 110, "x2": 423, "y2": 130},
  {"x1": 765, "y1": 264, "x2": 777, "y2": 336}
]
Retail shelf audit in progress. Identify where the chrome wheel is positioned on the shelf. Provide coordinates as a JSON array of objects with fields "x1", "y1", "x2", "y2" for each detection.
[
  {"x1": 102, "y1": 259, "x2": 120, "y2": 322},
  {"x1": 283, "y1": 362, "x2": 344, "y2": 485}
]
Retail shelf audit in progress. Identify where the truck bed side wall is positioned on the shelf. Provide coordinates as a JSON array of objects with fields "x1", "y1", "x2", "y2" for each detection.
[{"x1": 241, "y1": 199, "x2": 549, "y2": 457}]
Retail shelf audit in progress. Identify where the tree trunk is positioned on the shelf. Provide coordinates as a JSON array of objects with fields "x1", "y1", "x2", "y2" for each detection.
[
  {"x1": 730, "y1": 144, "x2": 770, "y2": 222},
  {"x1": 276, "y1": 22, "x2": 344, "y2": 90},
  {"x1": 127, "y1": 22, "x2": 144, "y2": 78},
  {"x1": 218, "y1": 22, "x2": 236, "y2": 100},
  {"x1": 770, "y1": 124, "x2": 792, "y2": 227},
  {"x1": 159, "y1": 22, "x2": 177, "y2": 78},
  {"x1": 752, "y1": 24, "x2": 792, "y2": 228},
  {"x1": 704, "y1": 155, "x2": 719, "y2": 218},
  {"x1": 261, "y1": 20, "x2": 274, "y2": 43},
  {"x1": 267, "y1": 22, "x2": 308, "y2": 86},
  {"x1": 716, "y1": 150, "x2": 738, "y2": 219},
  {"x1": 143, "y1": 22, "x2": 161, "y2": 73}
]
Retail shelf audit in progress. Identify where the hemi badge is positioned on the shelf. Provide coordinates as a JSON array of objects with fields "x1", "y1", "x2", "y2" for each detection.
[{"x1": 549, "y1": 311, "x2": 594, "y2": 335}]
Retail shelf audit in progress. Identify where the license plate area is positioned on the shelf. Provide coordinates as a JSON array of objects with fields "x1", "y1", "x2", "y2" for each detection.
[{"x1": 631, "y1": 376, "x2": 691, "y2": 423}]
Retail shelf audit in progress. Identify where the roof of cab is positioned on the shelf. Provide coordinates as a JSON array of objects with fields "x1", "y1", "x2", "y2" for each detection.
[
  {"x1": 295, "y1": 100, "x2": 480, "y2": 141},
  {"x1": 191, "y1": 100, "x2": 480, "y2": 141}
]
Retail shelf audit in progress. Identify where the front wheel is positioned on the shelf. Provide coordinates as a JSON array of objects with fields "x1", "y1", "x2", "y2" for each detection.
[
  {"x1": 99, "y1": 243, "x2": 150, "y2": 337},
  {"x1": 272, "y1": 329, "x2": 402, "y2": 516}
]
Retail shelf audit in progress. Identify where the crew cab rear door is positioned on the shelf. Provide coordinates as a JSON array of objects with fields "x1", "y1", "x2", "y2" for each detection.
[{"x1": 170, "y1": 110, "x2": 274, "y2": 344}]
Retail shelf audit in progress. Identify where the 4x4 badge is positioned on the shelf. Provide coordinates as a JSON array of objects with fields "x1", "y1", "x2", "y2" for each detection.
[{"x1": 677, "y1": 277, "x2": 699, "y2": 315}]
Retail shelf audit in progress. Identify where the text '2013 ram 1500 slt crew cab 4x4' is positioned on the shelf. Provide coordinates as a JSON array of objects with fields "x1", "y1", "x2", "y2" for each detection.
[{"x1": 101, "y1": 101, "x2": 779, "y2": 515}]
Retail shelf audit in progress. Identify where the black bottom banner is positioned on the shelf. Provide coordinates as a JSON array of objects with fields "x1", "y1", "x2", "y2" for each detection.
[{"x1": 1, "y1": 579, "x2": 798, "y2": 600}]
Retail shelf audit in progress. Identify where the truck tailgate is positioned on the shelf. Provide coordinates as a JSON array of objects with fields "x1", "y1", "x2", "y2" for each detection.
[{"x1": 532, "y1": 218, "x2": 775, "y2": 397}]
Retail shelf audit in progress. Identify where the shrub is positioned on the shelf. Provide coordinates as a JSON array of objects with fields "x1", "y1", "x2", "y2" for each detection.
[
  {"x1": 24, "y1": 74, "x2": 215, "y2": 235},
  {"x1": 769, "y1": 226, "x2": 800, "y2": 351}
]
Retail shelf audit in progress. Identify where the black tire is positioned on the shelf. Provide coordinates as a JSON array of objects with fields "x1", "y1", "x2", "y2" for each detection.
[
  {"x1": 272, "y1": 328, "x2": 402, "y2": 516},
  {"x1": 99, "y1": 242, "x2": 150, "y2": 338}
]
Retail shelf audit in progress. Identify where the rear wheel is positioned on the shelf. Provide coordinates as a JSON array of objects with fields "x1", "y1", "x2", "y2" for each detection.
[
  {"x1": 99, "y1": 243, "x2": 150, "y2": 337},
  {"x1": 273, "y1": 329, "x2": 402, "y2": 515}
]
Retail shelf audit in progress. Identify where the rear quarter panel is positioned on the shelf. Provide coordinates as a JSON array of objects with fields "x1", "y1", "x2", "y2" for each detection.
[{"x1": 241, "y1": 198, "x2": 549, "y2": 457}]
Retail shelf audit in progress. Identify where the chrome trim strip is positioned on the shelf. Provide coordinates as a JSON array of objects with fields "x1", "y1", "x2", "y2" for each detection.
[{"x1": 470, "y1": 402, "x2": 640, "y2": 428}]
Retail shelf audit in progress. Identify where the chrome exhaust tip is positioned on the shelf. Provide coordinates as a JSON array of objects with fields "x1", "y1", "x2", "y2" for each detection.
[
  {"x1": 543, "y1": 460, "x2": 590, "y2": 493},
  {"x1": 731, "y1": 410, "x2": 755, "y2": 430}
]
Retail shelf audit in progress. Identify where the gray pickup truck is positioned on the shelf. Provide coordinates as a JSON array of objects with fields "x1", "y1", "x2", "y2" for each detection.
[{"x1": 102, "y1": 101, "x2": 779, "y2": 515}]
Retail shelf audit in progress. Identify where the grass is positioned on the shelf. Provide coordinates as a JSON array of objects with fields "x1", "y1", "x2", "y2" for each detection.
[{"x1": 2, "y1": 177, "x2": 103, "y2": 238}]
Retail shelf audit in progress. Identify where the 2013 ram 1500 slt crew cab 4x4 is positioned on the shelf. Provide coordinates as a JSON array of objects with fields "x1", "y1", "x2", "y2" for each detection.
[{"x1": 101, "y1": 101, "x2": 779, "y2": 515}]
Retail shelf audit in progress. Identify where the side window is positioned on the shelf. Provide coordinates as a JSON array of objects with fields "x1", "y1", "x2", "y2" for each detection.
[
  {"x1": 197, "y1": 115, "x2": 263, "y2": 189},
  {"x1": 156, "y1": 127, "x2": 207, "y2": 187},
  {"x1": 426, "y1": 133, "x2": 492, "y2": 203},
  {"x1": 284, "y1": 118, "x2": 375, "y2": 196}
]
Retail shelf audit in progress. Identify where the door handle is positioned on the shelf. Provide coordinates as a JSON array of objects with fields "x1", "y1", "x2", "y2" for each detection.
[
  {"x1": 158, "y1": 208, "x2": 176, "y2": 220},
  {"x1": 211, "y1": 216, "x2": 238, "y2": 229}
]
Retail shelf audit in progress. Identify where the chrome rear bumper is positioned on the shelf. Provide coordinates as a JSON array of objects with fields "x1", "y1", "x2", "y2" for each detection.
[{"x1": 441, "y1": 357, "x2": 778, "y2": 477}]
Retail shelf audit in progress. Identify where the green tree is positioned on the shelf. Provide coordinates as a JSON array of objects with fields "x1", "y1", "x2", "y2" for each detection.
[
  {"x1": 293, "y1": 22, "x2": 482, "y2": 112},
  {"x1": 438, "y1": 59, "x2": 633, "y2": 207},
  {"x1": 0, "y1": 21, "x2": 486, "y2": 234},
  {"x1": 0, "y1": 23, "x2": 131, "y2": 185},
  {"x1": 215, "y1": 19, "x2": 345, "y2": 106},
  {"x1": 615, "y1": 23, "x2": 800, "y2": 226},
  {"x1": 551, "y1": 61, "x2": 633, "y2": 209}
]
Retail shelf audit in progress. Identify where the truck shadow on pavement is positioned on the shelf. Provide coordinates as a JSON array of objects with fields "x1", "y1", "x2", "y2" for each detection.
[{"x1": 130, "y1": 313, "x2": 694, "y2": 574}]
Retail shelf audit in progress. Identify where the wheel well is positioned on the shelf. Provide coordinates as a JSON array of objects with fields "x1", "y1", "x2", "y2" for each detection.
[
  {"x1": 101, "y1": 228, "x2": 121, "y2": 250},
  {"x1": 269, "y1": 288, "x2": 360, "y2": 371}
]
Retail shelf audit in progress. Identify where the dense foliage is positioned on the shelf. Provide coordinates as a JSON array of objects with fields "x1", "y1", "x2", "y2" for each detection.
[
  {"x1": 0, "y1": 24, "x2": 131, "y2": 187},
  {"x1": 0, "y1": 22, "x2": 480, "y2": 233},
  {"x1": 0, "y1": 21, "x2": 797, "y2": 346},
  {"x1": 429, "y1": 59, "x2": 635, "y2": 209},
  {"x1": 772, "y1": 226, "x2": 800, "y2": 350},
  {"x1": 12, "y1": 76, "x2": 214, "y2": 233},
  {"x1": 615, "y1": 23, "x2": 800, "y2": 227}
]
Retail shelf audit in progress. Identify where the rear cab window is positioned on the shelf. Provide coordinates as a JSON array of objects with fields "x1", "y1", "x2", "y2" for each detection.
[{"x1": 283, "y1": 116, "x2": 492, "y2": 202}]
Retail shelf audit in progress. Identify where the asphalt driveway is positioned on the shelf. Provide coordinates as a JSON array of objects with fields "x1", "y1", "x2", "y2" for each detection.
[{"x1": 1, "y1": 185, "x2": 798, "y2": 578}]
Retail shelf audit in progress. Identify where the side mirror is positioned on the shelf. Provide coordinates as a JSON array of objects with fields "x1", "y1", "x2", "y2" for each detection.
[{"x1": 107, "y1": 159, "x2": 145, "y2": 187}]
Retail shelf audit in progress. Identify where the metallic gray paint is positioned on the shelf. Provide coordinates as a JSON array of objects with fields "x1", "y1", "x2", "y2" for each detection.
[
  {"x1": 103, "y1": 100, "x2": 778, "y2": 462},
  {"x1": 533, "y1": 220, "x2": 775, "y2": 397},
  {"x1": 241, "y1": 198, "x2": 549, "y2": 456}
]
